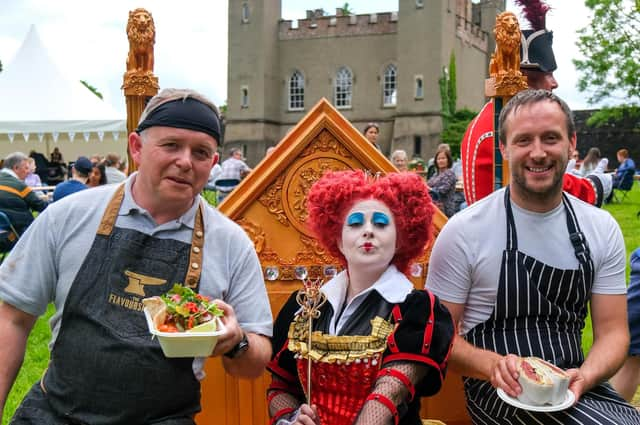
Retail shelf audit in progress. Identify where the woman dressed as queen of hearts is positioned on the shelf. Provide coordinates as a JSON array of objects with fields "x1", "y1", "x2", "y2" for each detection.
[{"x1": 267, "y1": 170, "x2": 455, "y2": 425}]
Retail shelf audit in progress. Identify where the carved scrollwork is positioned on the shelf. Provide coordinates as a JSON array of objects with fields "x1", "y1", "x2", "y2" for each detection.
[
  {"x1": 292, "y1": 163, "x2": 328, "y2": 224},
  {"x1": 258, "y1": 174, "x2": 289, "y2": 226},
  {"x1": 122, "y1": 72, "x2": 159, "y2": 96},
  {"x1": 238, "y1": 216, "x2": 341, "y2": 280},
  {"x1": 276, "y1": 265, "x2": 329, "y2": 281},
  {"x1": 297, "y1": 235, "x2": 338, "y2": 264},
  {"x1": 237, "y1": 217, "x2": 279, "y2": 262},
  {"x1": 275, "y1": 266, "x2": 292, "y2": 281},
  {"x1": 284, "y1": 158, "x2": 351, "y2": 236},
  {"x1": 494, "y1": 74, "x2": 528, "y2": 97},
  {"x1": 299, "y1": 130, "x2": 352, "y2": 158}
]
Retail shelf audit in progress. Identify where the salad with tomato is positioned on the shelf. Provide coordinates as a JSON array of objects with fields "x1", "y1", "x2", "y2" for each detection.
[{"x1": 146, "y1": 284, "x2": 223, "y2": 333}]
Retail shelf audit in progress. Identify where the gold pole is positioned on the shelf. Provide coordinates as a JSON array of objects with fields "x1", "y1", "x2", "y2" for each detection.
[
  {"x1": 295, "y1": 278, "x2": 326, "y2": 405},
  {"x1": 121, "y1": 8, "x2": 159, "y2": 174},
  {"x1": 485, "y1": 12, "x2": 528, "y2": 190}
]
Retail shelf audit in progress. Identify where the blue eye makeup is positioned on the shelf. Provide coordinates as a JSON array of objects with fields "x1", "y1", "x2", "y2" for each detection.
[
  {"x1": 347, "y1": 212, "x2": 365, "y2": 226},
  {"x1": 372, "y1": 212, "x2": 390, "y2": 226}
]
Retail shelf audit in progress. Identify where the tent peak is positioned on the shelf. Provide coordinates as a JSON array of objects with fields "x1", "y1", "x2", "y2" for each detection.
[{"x1": 0, "y1": 24, "x2": 125, "y2": 129}]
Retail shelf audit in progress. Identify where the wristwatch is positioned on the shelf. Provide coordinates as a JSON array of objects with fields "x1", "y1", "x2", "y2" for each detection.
[{"x1": 224, "y1": 332, "x2": 249, "y2": 359}]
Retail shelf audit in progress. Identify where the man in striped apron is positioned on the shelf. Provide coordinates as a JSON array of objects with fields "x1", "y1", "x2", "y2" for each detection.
[{"x1": 427, "y1": 90, "x2": 640, "y2": 423}]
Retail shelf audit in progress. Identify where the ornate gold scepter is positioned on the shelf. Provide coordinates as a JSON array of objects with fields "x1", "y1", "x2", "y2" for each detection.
[{"x1": 295, "y1": 278, "x2": 327, "y2": 404}]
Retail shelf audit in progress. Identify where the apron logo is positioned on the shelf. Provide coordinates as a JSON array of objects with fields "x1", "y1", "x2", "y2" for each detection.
[{"x1": 124, "y1": 270, "x2": 167, "y2": 297}]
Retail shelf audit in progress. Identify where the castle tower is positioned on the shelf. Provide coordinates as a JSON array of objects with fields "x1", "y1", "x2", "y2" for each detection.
[
  {"x1": 392, "y1": 0, "x2": 502, "y2": 159},
  {"x1": 226, "y1": 0, "x2": 281, "y2": 160},
  {"x1": 225, "y1": 0, "x2": 500, "y2": 165},
  {"x1": 472, "y1": 0, "x2": 505, "y2": 72},
  {"x1": 392, "y1": 0, "x2": 456, "y2": 158}
]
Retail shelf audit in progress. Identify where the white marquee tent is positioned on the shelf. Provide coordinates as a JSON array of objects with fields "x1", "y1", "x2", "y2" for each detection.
[{"x1": 0, "y1": 25, "x2": 127, "y2": 160}]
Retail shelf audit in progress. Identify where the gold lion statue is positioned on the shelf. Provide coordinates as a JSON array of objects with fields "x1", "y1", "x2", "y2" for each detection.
[
  {"x1": 489, "y1": 11, "x2": 521, "y2": 77},
  {"x1": 126, "y1": 8, "x2": 155, "y2": 73}
]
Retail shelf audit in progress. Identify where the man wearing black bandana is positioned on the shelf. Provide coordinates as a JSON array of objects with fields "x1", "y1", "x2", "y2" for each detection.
[{"x1": 0, "y1": 88, "x2": 273, "y2": 424}]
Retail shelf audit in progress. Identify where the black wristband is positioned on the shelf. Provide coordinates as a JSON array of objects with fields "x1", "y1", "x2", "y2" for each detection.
[{"x1": 224, "y1": 332, "x2": 249, "y2": 358}]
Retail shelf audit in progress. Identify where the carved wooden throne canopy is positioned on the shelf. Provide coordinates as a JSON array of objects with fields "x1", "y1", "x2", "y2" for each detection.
[
  {"x1": 198, "y1": 98, "x2": 450, "y2": 425},
  {"x1": 220, "y1": 98, "x2": 446, "y2": 297}
]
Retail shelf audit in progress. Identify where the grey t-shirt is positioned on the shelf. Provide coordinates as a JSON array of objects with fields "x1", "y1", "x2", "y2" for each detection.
[
  {"x1": 0, "y1": 174, "x2": 272, "y2": 378},
  {"x1": 426, "y1": 188, "x2": 626, "y2": 335}
]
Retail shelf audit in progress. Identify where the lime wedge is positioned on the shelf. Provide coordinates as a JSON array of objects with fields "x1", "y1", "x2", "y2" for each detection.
[{"x1": 187, "y1": 320, "x2": 217, "y2": 333}]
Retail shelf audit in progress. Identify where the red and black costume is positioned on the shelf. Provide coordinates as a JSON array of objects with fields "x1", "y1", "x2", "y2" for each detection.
[
  {"x1": 461, "y1": 0, "x2": 606, "y2": 208},
  {"x1": 267, "y1": 268, "x2": 455, "y2": 425}
]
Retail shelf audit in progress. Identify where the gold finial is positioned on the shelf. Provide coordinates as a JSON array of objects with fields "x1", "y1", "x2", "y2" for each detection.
[
  {"x1": 296, "y1": 278, "x2": 326, "y2": 321},
  {"x1": 295, "y1": 278, "x2": 327, "y2": 404}
]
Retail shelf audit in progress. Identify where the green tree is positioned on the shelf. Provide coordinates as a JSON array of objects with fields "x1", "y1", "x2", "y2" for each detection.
[
  {"x1": 447, "y1": 52, "x2": 457, "y2": 116},
  {"x1": 80, "y1": 80, "x2": 103, "y2": 100},
  {"x1": 439, "y1": 51, "x2": 476, "y2": 157},
  {"x1": 586, "y1": 104, "x2": 640, "y2": 128},
  {"x1": 438, "y1": 66, "x2": 449, "y2": 118},
  {"x1": 340, "y1": 3, "x2": 354, "y2": 15},
  {"x1": 441, "y1": 109, "x2": 476, "y2": 157},
  {"x1": 573, "y1": 0, "x2": 640, "y2": 104}
]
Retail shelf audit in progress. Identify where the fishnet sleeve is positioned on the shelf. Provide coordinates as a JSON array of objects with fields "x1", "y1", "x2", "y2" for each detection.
[
  {"x1": 353, "y1": 362, "x2": 427, "y2": 425},
  {"x1": 268, "y1": 375, "x2": 303, "y2": 422},
  {"x1": 268, "y1": 292, "x2": 307, "y2": 423}
]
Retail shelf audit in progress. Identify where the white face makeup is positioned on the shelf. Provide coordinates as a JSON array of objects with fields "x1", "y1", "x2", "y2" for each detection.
[{"x1": 338, "y1": 199, "x2": 397, "y2": 272}]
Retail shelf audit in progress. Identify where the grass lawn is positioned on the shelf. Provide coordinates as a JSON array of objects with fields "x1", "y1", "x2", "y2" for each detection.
[
  {"x1": 2, "y1": 183, "x2": 639, "y2": 422},
  {"x1": 581, "y1": 182, "x2": 640, "y2": 354},
  {"x1": 2, "y1": 303, "x2": 54, "y2": 424}
]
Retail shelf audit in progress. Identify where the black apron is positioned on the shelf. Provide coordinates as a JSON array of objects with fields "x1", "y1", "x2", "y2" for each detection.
[
  {"x1": 11, "y1": 185, "x2": 207, "y2": 425},
  {"x1": 463, "y1": 188, "x2": 640, "y2": 424}
]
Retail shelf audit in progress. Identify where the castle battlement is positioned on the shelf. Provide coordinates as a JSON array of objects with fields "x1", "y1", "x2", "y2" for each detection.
[
  {"x1": 456, "y1": 15, "x2": 488, "y2": 52},
  {"x1": 279, "y1": 11, "x2": 397, "y2": 40},
  {"x1": 228, "y1": 0, "x2": 498, "y2": 166}
]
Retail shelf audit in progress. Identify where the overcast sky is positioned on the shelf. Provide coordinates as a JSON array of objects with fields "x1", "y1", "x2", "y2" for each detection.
[{"x1": 0, "y1": 0, "x2": 606, "y2": 116}]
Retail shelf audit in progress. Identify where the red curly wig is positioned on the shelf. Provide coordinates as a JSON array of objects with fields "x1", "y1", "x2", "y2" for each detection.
[{"x1": 306, "y1": 169, "x2": 434, "y2": 275}]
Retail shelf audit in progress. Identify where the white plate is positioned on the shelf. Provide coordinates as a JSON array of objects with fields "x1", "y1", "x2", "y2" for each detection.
[{"x1": 496, "y1": 388, "x2": 575, "y2": 412}]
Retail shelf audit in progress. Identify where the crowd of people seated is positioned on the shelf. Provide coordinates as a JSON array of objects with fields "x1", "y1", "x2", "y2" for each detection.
[
  {"x1": 567, "y1": 147, "x2": 638, "y2": 204},
  {"x1": 0, "y1": 149, "x2": 125, "y2": 241},
  {"x1": 0, "y1": 152, "x2": 48, "y2": 238}
]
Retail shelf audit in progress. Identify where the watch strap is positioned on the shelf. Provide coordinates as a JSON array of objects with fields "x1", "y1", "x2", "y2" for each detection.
[{"x1": 224, "y1": 332, "x2": 249, "y2": 358}]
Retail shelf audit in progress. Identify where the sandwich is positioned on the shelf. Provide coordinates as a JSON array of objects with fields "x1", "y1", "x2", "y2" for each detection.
[
  {"x1": 516, "y1": 357, "x2": 570, "y2": 405},
  {"x1": 527, "y1": 357, "x2": 571, "y2": 405}
]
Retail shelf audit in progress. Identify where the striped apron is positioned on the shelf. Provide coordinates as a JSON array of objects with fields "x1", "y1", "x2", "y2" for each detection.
[{"x1": 463, "y1": 188, "x2": 640, "y2": 424}]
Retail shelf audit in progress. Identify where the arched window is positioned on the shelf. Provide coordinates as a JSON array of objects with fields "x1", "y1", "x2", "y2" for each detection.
[
  {"x1": 383, "y1": 64, "x2": 397, "y2": 106},
  {"x1": 289, "y1": 70, "x2": 305, "y2": 111},
  {"x1": 241, "y1": 3, "x2": 250, "y2": 23},
  {"x1": 334, "y1": 67, "x2": 353, "y2": 108}
]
